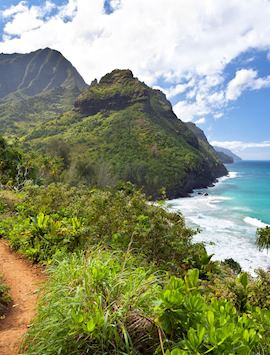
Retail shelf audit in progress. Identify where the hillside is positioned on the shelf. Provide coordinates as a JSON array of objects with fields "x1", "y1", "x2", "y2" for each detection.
[
  {"x1": 214, "y1": 146, "x2": 242, "y2": 162},
  {"x1": 185, "y1": 121, "x2": 231, "y2": 166},
  {"x1": 25, "y1": 69, "x2": 227, "y2": 198},
  {"x1": 0, "y1": 48, "x2": 87, "y2": 134}
]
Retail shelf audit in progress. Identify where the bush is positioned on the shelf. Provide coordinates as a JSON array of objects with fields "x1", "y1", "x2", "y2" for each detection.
[
  {"x1": 157, "y1": 269, "x2": 270, "y2": 354},
  {"x1": 0, "y1": 183, "x2": 205, "y2": 272}
]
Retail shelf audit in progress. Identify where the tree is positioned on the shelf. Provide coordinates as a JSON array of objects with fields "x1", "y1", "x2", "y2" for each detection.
[{"x1": 256, "y1": 226, "x2": 270, "y2": 253}]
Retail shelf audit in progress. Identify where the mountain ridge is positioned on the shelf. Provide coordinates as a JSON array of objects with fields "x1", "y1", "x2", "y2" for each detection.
[{"x1": 0, "y1": 48, "x2": 87, "y2": 135}]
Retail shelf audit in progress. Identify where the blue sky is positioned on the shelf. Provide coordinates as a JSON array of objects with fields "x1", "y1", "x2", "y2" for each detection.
[{"x1": 0, "y1": 0, "x2": 270, "y2": 159}]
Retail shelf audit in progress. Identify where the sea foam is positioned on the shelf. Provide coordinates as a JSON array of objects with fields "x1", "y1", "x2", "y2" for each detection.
[{"x1": 244, "y1": 217, "x2": 269, "y2": 228}]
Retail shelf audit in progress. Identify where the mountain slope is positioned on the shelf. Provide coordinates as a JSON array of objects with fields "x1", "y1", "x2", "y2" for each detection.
[
  {"x1": 214, "y1": 146, "x2": 242, "y2": 162},
  {"x1": 0, "y1": 48, "x2": 87, "y2": 134},
  {"x1": 26, "y1": 69, "x2": 227, "y2": 198},
  {"x1": 185, "y1": 121, "x2": 231, "y2": 166},
  {"x1": 215, "y1": 151, "x2": 234, "y2": 164}
]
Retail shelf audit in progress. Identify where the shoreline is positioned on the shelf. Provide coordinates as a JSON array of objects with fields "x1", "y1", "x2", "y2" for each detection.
[{"x1": 167, "y1": 163, "x2": 270, "y2": 274}]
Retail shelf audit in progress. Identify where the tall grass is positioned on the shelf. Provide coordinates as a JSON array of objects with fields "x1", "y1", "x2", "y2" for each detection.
[{"x1": 21, "y1": 249, "x2": 162, "y2": 354}]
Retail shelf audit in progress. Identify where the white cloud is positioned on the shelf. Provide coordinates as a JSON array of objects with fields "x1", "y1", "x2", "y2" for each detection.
[
  {"x1": 195, "y1": 117, "x2": 206, "y2": 124},
  {"x1": 1, "y1": 0, "x2": 270, "y2": 122},
  {"x1": 2, "y1": 1, "x2": 27, "y2": 18},
  {"x1": 2, "y1": 1, "x2": 56, "y2": 36},
  {"x1": 211, "y1": 140, "x2": 270, "y2": 151},
  {"x1": 226, "y1": 69, "x2": 270, "y2": 101}
]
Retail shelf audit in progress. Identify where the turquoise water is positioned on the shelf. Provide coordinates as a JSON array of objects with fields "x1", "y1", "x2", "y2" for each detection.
[
  {"x1": 216, "y1": 161, "x2": 270, "y2": 224},
  {"x1": 168, "y1": 161, "x2": 270, "y2": 274}
]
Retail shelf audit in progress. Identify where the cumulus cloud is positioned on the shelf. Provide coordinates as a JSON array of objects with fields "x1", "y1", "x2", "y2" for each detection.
[
  {"x1": 2, "y1": 1, "x2": 56, "y2": 36},
  {"x1": 211, "y1": 140, "x2": 270, "y2": 151},
  {"x1": 1, "y1": 0, "x2": 270, "y2": 122},
  {"x1": 226, "y1": 69, "x2": 270, "y2": 101},
  {"x1": 194, "y1": 117, "x2": 206, "y2": 124}
]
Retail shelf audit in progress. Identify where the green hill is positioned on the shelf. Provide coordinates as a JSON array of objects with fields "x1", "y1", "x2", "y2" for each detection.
[
  {"x1": 0, "y1": 48, "x2": 87, "y2": 135},
  {"x1": 25, "y1": 69, "x2": 227, "y2": 198}
]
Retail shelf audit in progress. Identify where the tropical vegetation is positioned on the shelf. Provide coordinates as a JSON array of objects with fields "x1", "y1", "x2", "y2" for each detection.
[
  {"x1": 256, "y1": 226, "x2": 270, "y2": 253},
  {"x1": 0, "y1": 178, "x2": 269, "y2": 354},
  {"x1": 0, "y1": 57, "x2": 269, "y2": 353}
]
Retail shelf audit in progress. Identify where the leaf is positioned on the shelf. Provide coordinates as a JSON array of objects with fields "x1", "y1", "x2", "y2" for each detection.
[
  {"x1": 207, "y1": 310, "x2": 214, "y2": 326},
  {"x1": 239, "y1": 272, "x2": 248, "y2": 289},
  {"x1": 85, "y1": 319, "x2": 96, "y2": 333}
]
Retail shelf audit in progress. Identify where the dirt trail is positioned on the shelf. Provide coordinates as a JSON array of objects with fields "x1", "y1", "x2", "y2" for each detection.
[{"x1": 0, "y1": 240, "x2": 45, "y2": 355}]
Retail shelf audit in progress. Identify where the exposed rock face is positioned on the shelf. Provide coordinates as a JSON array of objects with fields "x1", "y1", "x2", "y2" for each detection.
[
  {"x1": 28, "y1": 69, "x2": 227, "y2": 198},
  {"x1": 74, "y1": 69, "x2": 149, "y2": 116}
]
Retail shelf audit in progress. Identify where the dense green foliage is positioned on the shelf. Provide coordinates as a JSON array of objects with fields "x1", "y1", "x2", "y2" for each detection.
[
  {"x1": 21, "y1": 250, "x2": 162, "y2": 354},
  {"x1": 0, "y1": 184, "x2": 269, "y2": 354},
  {"x1": 21, "y1": 254, "x2": 270, "y2": 354},
  {"x1": 0, "y1": 136, "x2": 34, "y2": 187},
  {"x1": 0, "y1": 87, "x2": 83, "y2": 135},
  {"x1": 256, "y1": 226, "x2": 270, "y2": 252},
  {"x1": 0, "y1": 183, "x2": 206, "y2": 273}
]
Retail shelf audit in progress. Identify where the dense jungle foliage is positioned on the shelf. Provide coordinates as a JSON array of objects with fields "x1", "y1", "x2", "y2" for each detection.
[{"x1": 0, "y1": 182, "x2": 270, "y2": 354}]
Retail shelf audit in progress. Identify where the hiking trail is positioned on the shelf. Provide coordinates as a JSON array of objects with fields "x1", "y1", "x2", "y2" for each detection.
[{"x1": 0, "y1": 240, "x2": 45, "y2": 355}]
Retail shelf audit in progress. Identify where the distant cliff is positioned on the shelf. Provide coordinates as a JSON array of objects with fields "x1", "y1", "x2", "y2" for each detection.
[{"x1": 214, "y1": 146, "x2": 242, "y2": 163}]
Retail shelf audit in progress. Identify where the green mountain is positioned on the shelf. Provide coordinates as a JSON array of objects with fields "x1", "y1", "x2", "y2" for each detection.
[
  {"x1": 185, "y1": 121, "x2": 231, "y2": 169},
  {"x1": 26, "y1": 69, "x2": 227, "y2": 198},
  {"x1": 0, "y1": 48, "x2": 87, "y2": 134}
]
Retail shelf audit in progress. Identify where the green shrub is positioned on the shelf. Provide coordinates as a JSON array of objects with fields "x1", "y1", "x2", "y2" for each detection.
[
  {"x1": 0, "y1": 183, "x2": 206, "y2": 273},
  {"x1": 157, "y1": 269, "x2": 270, "y2": 354},
  {"x1": 249, "y1": 268, "x2": 270, "y2": 309}
]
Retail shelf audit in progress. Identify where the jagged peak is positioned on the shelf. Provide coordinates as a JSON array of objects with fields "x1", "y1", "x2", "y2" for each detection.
[{"x1": 99, "y1": 69, "x2": 134, "y2": 85}]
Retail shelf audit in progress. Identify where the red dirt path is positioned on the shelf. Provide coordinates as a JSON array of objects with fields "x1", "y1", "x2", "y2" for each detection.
[{"x1": 0, "y1": 240, "x2": 45, "y2": 355}]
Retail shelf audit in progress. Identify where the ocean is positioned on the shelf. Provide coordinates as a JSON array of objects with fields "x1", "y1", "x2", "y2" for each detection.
[{"x1": 168, "y1": 161, "x2": 270, "y2": 274}]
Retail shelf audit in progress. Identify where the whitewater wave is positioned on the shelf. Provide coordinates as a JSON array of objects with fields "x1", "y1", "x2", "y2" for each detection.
[
  {"x1": 218, "y1": 171, "x2": 239, "y2": 183},
  {"x1": 244, "y1": 217, "x2": 269, "y2": 229}
]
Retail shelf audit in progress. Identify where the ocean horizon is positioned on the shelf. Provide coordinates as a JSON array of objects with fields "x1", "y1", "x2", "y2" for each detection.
[{"x1": 168, "y1": 160, "x2": 270, "y2": 275}]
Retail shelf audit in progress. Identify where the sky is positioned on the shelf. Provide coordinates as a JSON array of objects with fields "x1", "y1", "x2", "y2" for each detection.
[{"x1": 0, "y1": 1, "x2": 270, "y2": 159}]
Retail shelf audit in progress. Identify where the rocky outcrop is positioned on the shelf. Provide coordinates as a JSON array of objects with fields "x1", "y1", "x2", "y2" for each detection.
[{"x1": 74, "y1": 69, "x2": 149, "y2": 116}]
